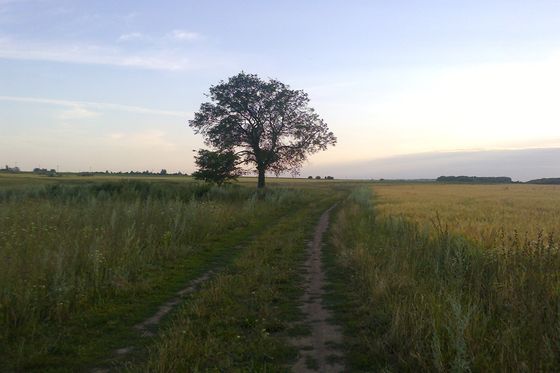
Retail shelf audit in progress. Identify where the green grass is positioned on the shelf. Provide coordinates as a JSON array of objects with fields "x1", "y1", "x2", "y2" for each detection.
[
  {"x1": 0, "y1": 172, "x2": 196, "y2": 187},
  {"x1": 0, "y1": 179, "x2": 320, "y2": 371},
  {"x1": 8, "y1": 173, "x2": 560, "y2": 371}
]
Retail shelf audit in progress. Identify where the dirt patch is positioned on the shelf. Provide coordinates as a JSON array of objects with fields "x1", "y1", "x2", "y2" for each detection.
[
  {"x1": 134, "y1": 270, "x2": 214, "y2": 337},
  {"x1": 291, "y1": 205, "x2": 344, "y2": 373}
]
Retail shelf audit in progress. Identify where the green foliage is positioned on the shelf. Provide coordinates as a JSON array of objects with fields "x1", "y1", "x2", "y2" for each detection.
[
  {"x1": 1, "y1": 165, "x2": 20, "y2": 173},
  {"x1": 191, "y1": 149, "x2": 241, "y2": 185}
]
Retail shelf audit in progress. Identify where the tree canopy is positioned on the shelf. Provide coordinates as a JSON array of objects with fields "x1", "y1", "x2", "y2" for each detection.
[
  {"x1": 189, "y1": 72, "x2": 336, "y2": 188},
  {"x1": 191, "y1": 149, "x2": 241, "y2": 186}
]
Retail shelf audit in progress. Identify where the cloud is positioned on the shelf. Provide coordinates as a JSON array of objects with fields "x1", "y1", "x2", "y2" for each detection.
[
  {"x1": 117, "y1": 29, "x2": 202, "y2": 45},
  {"x1": 0, "y1": 35, "x2": 191, "y2": 70},
  {"x1": 107, "y1": 130, "x2": 177, "y2": 151},
  {"x1": 303, "y1": 51, "x2": 560, "y2": 165},
  {"x1": 58, "y1": 104, "x2": 99, "y2": 120},
  {"x1": 363, "y1": 53, "x2": 560, "y2": 154},
  {"x1": 0, "y1": 0, "x2": 26, "y2": 6},
  {"x1": 0, "y1": 95, "x2": 192, "y2": 118},
  {"x1": 304, "y1": 147, "x2": 560, "y2": 181},
  {"x1": 117, "y1": 32, "x2": 144, "y2": 42},
  {"x1": 168, "y1": 29, "x2": 201, "y2": 41}
]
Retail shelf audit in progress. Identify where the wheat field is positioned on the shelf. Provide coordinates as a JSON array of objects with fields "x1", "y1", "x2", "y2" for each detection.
[
  {"x1": 327, "y1": 184, "x2": 560, "y2": 371},
  {"x1": 373, "y1": 183, "x2": 560, "y2": 247}
]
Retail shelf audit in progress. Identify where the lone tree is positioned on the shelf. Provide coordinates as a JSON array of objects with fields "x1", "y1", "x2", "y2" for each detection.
[
  {"x1": 191, "y1": 149, "x2": 241, "y2": 186},
  {"x1": 189, "y1": 72, "x2": 336, "y2": 188}
]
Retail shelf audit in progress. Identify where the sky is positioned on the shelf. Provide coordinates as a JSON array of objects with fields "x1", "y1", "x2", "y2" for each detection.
[{"x1": 1, "y1": 0, "x2": 560, "y2": 180}]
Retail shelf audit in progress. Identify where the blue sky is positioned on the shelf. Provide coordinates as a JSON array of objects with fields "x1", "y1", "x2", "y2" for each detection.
[{"x1": 2, "y1": 0, "x2": 560, "y2": 178}]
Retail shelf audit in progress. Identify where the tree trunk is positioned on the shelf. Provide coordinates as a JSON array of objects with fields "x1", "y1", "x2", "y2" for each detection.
[{"x1": 257, "y1": 167, "x2": 265, "y2": 188}]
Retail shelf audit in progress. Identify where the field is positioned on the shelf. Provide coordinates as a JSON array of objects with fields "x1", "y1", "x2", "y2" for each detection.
[
  {"x1": 374, "y1": 183, "x2": 560, "y2": 247},
  {"x1": 327, "y1": 183, "x2": 560, "y2": 371},
  {"x1": 2, "y1": 174, "x2": 560, "y2": 372},
  {"x1": 0, "y1": 173, "x2": 349, "y2": 371}
]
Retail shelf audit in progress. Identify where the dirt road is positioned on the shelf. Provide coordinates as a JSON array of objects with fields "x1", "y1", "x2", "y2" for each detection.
[{"x1": 291, "y1": 205, "x2": 344, "y2": 372}]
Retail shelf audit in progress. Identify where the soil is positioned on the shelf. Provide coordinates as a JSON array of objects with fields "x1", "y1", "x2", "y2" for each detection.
[
  {"x1": 133, "y1": 270, "x2": 214, "y2": 337},
  {"x1": 291, "y1": 205, "x2": 344, "y2": 372}
]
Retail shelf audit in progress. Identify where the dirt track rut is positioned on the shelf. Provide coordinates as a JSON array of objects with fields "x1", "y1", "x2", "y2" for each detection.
[{"x1": 291, "y1": 205, "x2": 344, "y2": 372}]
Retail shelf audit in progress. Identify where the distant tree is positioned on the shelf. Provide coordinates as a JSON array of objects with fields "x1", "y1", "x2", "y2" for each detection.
[
  {"x1": 325, "y1": 176, "x2": 334, "y2": 180},
  {"x1": 1, "y1": 165, "x2": 20, "y2": 173},
  {"x1": 315, "y1": 176, "x2": 321, "y2": 180},
  {"x1": 307, "y1": 176, "x2": 313, "y2": 179},
  {"x1": 527, "y1": 178, "x2": 560, "y2": 185},
  {"x1": 191, "y1": 149, "x2": 241, "y2": 186},
  {"x1": 189, "y1": 72, "x2": 336, "y2": 188},
  {"x1": 437, "y1": 176, "x2": 512, "y2": 184},
  {"x1": 160, "y1": 169, "x2": 167, "y2": 175}
]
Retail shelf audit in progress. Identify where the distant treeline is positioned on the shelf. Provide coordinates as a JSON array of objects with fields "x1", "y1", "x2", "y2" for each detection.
[
  {"x1": 527, "y1": 178, "x2": 560, "y2": 185},
  {"x1": 77, "y1": 169, "x2": 186, "y2": 177},
  {"x1": 33, "y1": 168, "x2": 59, "y2": 177},
  {"x1": 437, "y1": 176, "x2": 513, "y2": 183},
  {"x1": 1, "y1": 167, "x2": 187, "y2": 177},
  {"x1": 1, "y1": 165, "x2": 21, "y2": 173}
]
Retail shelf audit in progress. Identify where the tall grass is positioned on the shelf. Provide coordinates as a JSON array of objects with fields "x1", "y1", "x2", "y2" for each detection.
[
  {"x1": 0, "y1": 180, "x2": 308, "y2": 365},
  {"x1": 329, "y1": 187, "x2": 560, "y2": 371}
]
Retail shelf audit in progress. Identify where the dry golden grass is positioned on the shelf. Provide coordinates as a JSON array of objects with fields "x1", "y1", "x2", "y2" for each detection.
[{"x1": 373, "y1": 183, "x2": 560, "y2": 246}]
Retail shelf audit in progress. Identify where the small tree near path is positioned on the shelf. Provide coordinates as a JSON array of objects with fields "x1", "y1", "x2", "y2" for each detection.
[
  {"x1": 191, "y1": 149, "x2": 241, "y2": 186},
  {"x1": 189, "y1": 72, "x2": 337, "y2": 188}
]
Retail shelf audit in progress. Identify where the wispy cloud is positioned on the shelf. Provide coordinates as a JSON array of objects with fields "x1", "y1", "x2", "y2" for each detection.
[
  {"x1": 0, "y1": 35, "x2": 191, "y2": 70},
  {"x1": 0, "y1": 96, "x2": 191, "y2": 118},
  {"x1": 58, "y1": 105, "x2": 99, "y2": 120},
  {"x1": 108, "y1": 130, "x2": 177, "y2": 151},
  {"x1": 117, "y1": 32, "x2": 144, "y2": 42},
  {"x1": 168, "y1": 29, "x2": 201, "y2": 41},
  {"x1": 118, "y1": 29, "x2": 203, "y2": 44},
  {"x1": 0, "y1": 0, "x2": 38, "y2": 20},
  {"x1": 0, "y1": 0, "x2": 28, "y2": 7}
]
